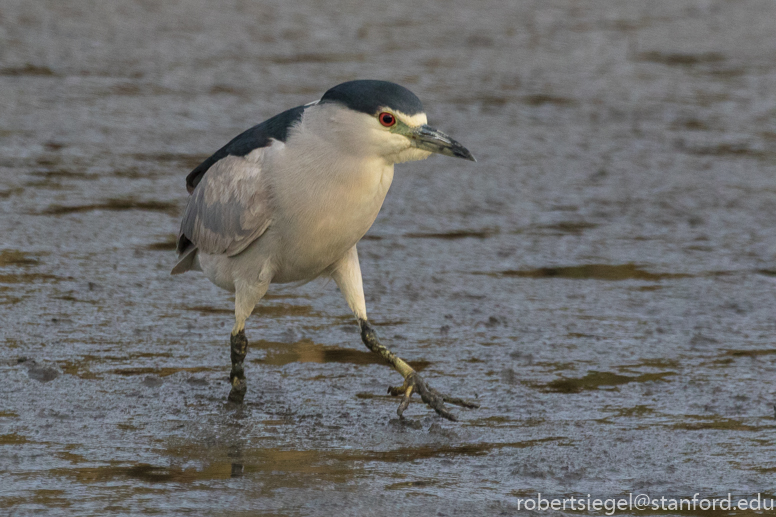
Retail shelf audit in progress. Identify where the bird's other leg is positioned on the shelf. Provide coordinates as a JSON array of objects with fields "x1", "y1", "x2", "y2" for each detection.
[
  {"x1": 228, "y1": 282, "x2": 268, "y2": 403},
  {"x1": 330, "y1": 246, "x2": 478, "y2": 421},
  {"x1": 358, "y1": 319, "x2": 479, "y2": 420},
  {"x1": 228, "y1": 322, "x2": 248, "y2": 403}
]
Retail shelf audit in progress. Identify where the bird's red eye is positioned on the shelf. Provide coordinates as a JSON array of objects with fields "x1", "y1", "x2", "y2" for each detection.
[{"x1": 379, "y1": 112, "x2": 396, "y2": 127}]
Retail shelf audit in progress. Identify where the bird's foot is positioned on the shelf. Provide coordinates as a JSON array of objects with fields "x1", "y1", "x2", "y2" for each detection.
[
  {"x1": 388, "y1": 371, "x2": 479, "y2": 421},
  {"x1": 228, "y1": 330, "x2": 248, "y2": 403},
  {"x1": 228, "y1": 377, "x2": 247, "y2": 403}
]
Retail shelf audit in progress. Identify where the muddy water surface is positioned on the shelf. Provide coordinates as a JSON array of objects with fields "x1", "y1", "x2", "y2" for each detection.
[{"x1": 2, "y1": 1, "x2": 776, "y2": 515}]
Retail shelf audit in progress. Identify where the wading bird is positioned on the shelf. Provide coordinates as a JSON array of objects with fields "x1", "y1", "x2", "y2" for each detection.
[{"x1": 173, "y1": 80, "x2": 478, "y2": 420}]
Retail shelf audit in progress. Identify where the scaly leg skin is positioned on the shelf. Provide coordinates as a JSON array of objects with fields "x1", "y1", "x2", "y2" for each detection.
[
  {"x1": 358, "y1": 318, "x2": 479, "y2": 421},
  {"x1": 228, "y1": 329, "x2": 248, "y2": 403},
  {"x1": 227, "y1": 280, "x2": 268, "y2": 404}
]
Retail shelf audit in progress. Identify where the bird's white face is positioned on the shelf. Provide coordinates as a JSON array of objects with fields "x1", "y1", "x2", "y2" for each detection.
[
  {"x1": 372, "y1": 109, "x2": 437, "y2": 164},
  {"x1": 302, "y1": 103, "x2": 474, "y2": 165}
]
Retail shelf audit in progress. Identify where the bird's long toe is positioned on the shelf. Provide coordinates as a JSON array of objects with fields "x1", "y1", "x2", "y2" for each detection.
[{"x1": 388, "y1": 371, "x2": 479, "y2": 421}]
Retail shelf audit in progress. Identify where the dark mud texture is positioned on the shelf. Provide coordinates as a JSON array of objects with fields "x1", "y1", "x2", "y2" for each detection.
[{"x1": 2, "y1": 0, "x2": 776, "y2": 515}]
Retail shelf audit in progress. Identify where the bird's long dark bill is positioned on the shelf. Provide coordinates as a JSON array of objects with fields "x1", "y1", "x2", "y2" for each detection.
[{"x1": 410, "y1": 125, "x2": 476, "y2": 161}]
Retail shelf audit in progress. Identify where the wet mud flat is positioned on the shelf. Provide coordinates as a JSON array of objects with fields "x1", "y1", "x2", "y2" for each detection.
[{"x1": 3, "y1": 0, "x2": 776, "y2": 515}]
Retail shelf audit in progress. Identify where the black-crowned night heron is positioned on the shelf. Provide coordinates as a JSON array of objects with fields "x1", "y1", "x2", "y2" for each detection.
[{"x1": 173, "y1": 80, "x2": 478, "y2": 420}]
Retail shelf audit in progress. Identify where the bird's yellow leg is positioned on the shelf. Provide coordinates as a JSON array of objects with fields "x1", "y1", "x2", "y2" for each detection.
[
  {"x1": 330, "y1": 247, "x2": 477, "y2": 420},
  {"x1": 358, "y1": 319, "x2": 479, "y2": 421}
]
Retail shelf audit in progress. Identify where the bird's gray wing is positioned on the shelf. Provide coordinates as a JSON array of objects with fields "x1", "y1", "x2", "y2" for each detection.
[
  {"x1": 174, "y1": 102, "x2": 312, "y2": 269},
  {"x1": 179, "y1": 148, "x2": 274, "y2": 257}
]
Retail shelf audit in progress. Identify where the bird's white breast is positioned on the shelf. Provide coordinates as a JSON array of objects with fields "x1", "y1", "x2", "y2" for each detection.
[{"x1": 264, "y1": 105, "x2": 395, "y2": 283}]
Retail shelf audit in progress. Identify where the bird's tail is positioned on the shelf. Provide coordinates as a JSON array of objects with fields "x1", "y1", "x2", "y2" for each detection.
[{"x1": 171, "y1": 246, "x2": 199, "y2": 275}]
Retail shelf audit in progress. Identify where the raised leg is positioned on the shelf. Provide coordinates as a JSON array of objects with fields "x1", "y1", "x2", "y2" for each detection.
[
  {"x1": 359, "y1": 318, "x2": 478, "y2": 420},
  {"x1": 330, "y1": 246, "x2": 478, "y2": 420}
]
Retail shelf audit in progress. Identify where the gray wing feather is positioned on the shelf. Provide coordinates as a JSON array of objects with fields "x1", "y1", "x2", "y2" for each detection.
[{"x1": 180, "y1": 150, "x2": 273, "y2": 257}]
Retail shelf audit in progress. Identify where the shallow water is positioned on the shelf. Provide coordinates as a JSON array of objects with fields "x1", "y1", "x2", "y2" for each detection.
[{"x1": 2, "y1": 0, "x2": 776, "y2": 515}]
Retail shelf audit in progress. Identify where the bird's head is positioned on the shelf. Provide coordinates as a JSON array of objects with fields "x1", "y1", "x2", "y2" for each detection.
[{"x1": 314, "y1": 80, "x2": 475, "y2": 165}]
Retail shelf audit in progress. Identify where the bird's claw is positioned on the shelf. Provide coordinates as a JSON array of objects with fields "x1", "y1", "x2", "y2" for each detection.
[{"x1": 388, "y1": 371, "x2": 479, "y2": 421}]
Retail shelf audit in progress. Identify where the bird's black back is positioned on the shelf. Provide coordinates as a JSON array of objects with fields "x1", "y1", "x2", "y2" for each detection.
[{"x1": 185, "y1": 104, "x2": 307, "y2": 193}]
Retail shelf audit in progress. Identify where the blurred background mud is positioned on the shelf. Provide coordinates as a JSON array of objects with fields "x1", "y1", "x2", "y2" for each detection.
[{"x1": 2, "y1": 0, "x2": 776, "y2": 515}]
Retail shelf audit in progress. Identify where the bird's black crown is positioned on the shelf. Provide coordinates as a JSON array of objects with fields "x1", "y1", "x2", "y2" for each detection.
[{"x1": 320, "y1": 80, "x2": 424, "y2": 116}]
